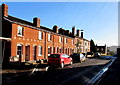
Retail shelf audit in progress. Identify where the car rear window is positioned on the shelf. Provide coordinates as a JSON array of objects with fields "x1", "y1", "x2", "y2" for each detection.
[
  {"x1": 73, "y1": 53, "x2": 79, "y2": 56},
  {"x1": 49, "y1": 54, "x2": 60, "y2": 58}
]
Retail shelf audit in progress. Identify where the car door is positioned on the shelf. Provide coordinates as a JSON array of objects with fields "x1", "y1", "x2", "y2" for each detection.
[
  {"x1": 80, "y1": 54, "x2": 84, "y2": 61},
  {"x1": 61, "y1": 54, "x2": 66, "y2": 64},
  {"x1": 65, "y1": 54, "x2": 71, "y2": 64}
]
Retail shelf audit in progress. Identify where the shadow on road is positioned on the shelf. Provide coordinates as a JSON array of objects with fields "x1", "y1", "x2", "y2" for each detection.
[{"x1": 2, "y1": 59, "x2": 111, "y2": 85}]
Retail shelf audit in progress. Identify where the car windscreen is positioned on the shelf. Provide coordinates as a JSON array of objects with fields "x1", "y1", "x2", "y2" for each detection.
[{"x1": 49, "y1": 54, "x2": 60, "y2": 58}]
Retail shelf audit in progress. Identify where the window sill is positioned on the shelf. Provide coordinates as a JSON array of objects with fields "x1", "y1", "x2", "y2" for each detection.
[
  {"x1": 38, "y1": 54, "x2": 42, "y2": 56},
  {"x1": 17, "y1": 35, "x2": 24, "y2": 37},
  {"x1": 38, "y1": 39, "x2": 42, "y2": 40}
]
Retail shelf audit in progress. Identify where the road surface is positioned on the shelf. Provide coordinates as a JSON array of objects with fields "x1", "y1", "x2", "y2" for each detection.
[{"x1": 2, "y1": 57, "x2": 114, "y2": 85}]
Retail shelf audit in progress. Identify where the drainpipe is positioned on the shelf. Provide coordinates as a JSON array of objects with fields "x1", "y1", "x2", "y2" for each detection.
[
  {"x1": 2, "y1": 41, "x2": 6, "y2": 61},
  {"x1": 63, "y1": 37, "x2": 64, "y2": 53},
  {"x1": 53, "y1": 34, "x2": 54, "y2": 53},
  {"x1": 44, "y1": 32, "x2": 46, "y2": 59}
]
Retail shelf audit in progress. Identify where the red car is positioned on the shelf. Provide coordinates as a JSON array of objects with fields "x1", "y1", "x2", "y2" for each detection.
[{"x1": 48, "y1": 53, "x2": 73, "y2": 68}]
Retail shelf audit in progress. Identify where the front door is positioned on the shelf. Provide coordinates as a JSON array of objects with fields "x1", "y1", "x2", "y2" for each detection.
[
  {"x1": 33, "y1": 46, "x2": 37, "y2": 60},
  {"x1": 25, "y1": 45, "x2": 30, "y2": 61},
  {"x1": 17, "y1": 45, "x2": 23, "y2": 62}
]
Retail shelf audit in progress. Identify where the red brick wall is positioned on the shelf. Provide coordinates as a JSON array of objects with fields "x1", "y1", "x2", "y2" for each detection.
[
  {"x1": 11, "y1": 23, "x2": 45, "y2": 62},
  {"x1": 10, "y1": 23, "x2": 90, "y2": 62}
]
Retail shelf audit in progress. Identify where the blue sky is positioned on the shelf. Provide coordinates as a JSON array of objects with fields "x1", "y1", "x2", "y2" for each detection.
[{"x1": 3, "y1": 2, "x2": 118, "y2": 46}]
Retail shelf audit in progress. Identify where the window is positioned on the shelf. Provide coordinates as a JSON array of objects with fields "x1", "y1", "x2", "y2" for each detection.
[
  {"x1": 63, "y1": 54, "x2": 69, "y2": 58},
  {"x1": 50, "y1": 35, "x2": 52, "y2": 41},
  {"x1": 49, "y1": 54, "x2": 60, "y2": 58},
  {"x1": 48, "y1": 46, "x2": 51, "y2": 54},
  {"x1": 60, "y1": 48, "x2": 62, "y2": 53},
  {"x1": 38, "y1": 46, "x2": 42, "y2": 56},
  {"x1": 59, "y1": 37, "x2": 62, "y2": 43},
  {"x1": 57, "y1": 47, "x2": 59, "y2": 53},
  {"x1": 17, "y1": 44, "x2": 23, "y2": 57},
  {"x1": 48, "y1": 34, "x2": 50, "y2": 41},
  {"x1": 72, "y1": 40, "x2": 74, "y2": 45},
  {"x1": 65, "y1": 48, "x2": 67, "y2": 54},
  {"x1": 18, "y1": 26, "x2": 23, "y2": 36},
  {"x1": 48, "y1": 34, "x2": 52, "y2": 41},
  {"x1": 53, "y1": 47, "x2": 56, "y2": 53},
  {"x1": 38, "y1": 31, "x2": 42, "y2": 40},
  {"x1": 64, "y1": 38, "x2": 67, "y2": 44}
]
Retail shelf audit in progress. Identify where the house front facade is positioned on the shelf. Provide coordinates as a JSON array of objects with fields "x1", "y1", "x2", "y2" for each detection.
[{"x1": 1, "y1": 4, "x2": 90, "y2": 64}]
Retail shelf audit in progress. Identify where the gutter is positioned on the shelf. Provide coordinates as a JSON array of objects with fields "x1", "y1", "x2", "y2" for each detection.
[{"x1": 0, "y1": 37, "x2": 11, "y2": 41}]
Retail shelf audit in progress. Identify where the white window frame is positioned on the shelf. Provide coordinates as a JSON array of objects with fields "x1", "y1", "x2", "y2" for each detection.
[
  {"x1": 48, "y1": 34, "x2": 50, "y2": 41},
  {"x1": 38, "y1": 31, "x2": 42, "y2": 40},
  {"x1": 59, "y1": 37, "x2": 62, "y2": 43},
  {"x1": 64, "y1": 38, "x2": 66, "y2": 44},
  {"x1": 38, "y1": 46, "x2": 42, "y2": 56},
  {"x1": 48, "y1": 46, "x2": 51, "y2": 56},
  {"x1": 18, "y1": 26, "x2": 23, "y2": 36},
  {"x1": 72, "y1": 40, "x2": 74, "y2": 45}
]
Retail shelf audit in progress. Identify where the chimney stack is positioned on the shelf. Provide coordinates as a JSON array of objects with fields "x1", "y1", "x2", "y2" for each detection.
[
  {"x1": 66, "y1": 30, "x2": 70, "y2": 35},
  {"x1": 53, "y1": 25, "x2": 58, "y2": 33},
  {"x1": 59, "y1": 28, "x2": 63, "y2": 34},
  {"x1": 2, "y1": 4, "x2": 8, "y2": 17},
  {"x1": 81, "y1": 31, "x2": 83, "y2": 38},
  {"x1": 33, "y1": 17, "x2": 40, "y2": 27},
  {"x1": 72, "y1": 26, "x2": 75, "y2": 36},
  {"x1": 77, "y1": 29, "x2": 80, "y2": 37}
]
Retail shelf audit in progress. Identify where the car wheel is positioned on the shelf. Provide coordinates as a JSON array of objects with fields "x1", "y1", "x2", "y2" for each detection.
[
  {"x1": 70, "y1": 61, "x2": 73, "y2": 65},
  {"x1": 60, "y1": 62, "x2": 64, "y2": 68},
  {"x1": 80, "y1": 60, "x2": 82, "y2": 63}
]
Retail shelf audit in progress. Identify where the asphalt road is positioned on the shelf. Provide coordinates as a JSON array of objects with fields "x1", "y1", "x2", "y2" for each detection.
[
  {"x1": 97, "y1": 57, "x2": 120, "y2": 85},
  {"x1": 2, "y1": 57, "x2": 112, "y2": 85}
]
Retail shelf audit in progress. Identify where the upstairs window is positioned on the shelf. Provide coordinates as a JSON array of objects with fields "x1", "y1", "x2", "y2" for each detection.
[
  {"x1": 72, "y1": 40, "x2": 74, "y2": 45},
  {"x1": 66, "y1": 38, "x2": 68, "y2": 43},
  {"x1": 64, "y1": 38, "x2": 67, "y2": 44},
  {"x1": 48, "y1": 34, "x2": 52, "y2": 41},
  {"x1": 38, "y1": 31, "x2": 43, "y2": 40},
  {"x1": 18, "y1": 26, "x2": 24, "y2": 36},
  {"x1": 59, "y1": 37, "x2": 62, "y2": 43}
]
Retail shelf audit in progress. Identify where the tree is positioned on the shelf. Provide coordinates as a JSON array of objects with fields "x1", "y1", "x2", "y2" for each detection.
[
  {"x1": 90, "y1": 39, "x2": 96, "y2": 53},
  {"x1": 75, "y1": 40, "x2": 82, "y2": 53}
]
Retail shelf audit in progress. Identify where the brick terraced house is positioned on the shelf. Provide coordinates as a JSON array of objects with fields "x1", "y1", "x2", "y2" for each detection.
[{"x1": 1, "y1": 4, "x2": 90, "y2": 65}]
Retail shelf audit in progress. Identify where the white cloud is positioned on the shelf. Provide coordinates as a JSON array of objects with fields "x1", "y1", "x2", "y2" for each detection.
[{"x1": 95, "y1": 40, "x2": 118, "y2": 46}]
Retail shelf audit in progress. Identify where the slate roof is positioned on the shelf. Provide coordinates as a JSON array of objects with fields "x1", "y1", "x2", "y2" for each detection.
[
  {"x1": 4, "y1": 15, "x2": 54, "y2": 32},
  {"x1": 3, "y1": 15, "x2": 87, "y2": 39}
]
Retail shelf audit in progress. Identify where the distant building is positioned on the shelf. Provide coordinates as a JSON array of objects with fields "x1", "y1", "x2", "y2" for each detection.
[
  {"x1": 96, "y1": 44, "x2": 107, "y2": 55},
  {"x1": 109, "y1": 46, "x2": 118, "y2": 53},
  {"x1": 1, "y1": 4, "x2": 90, "y2": 65}
]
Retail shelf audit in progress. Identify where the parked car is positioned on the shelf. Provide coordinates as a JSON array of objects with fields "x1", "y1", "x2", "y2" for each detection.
[
  {"x1": 70, "y1": 53, "x2": 86, "y2": 63},
  {"x1": 86, "y1": 52, "x2": 94, "y2": 57},
  {"x1": 94, "y1": 52, "x2": 101, "y2": 57},
  {"x1": 48, "y1": 53, "x2": 73, "y2": 68}
]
